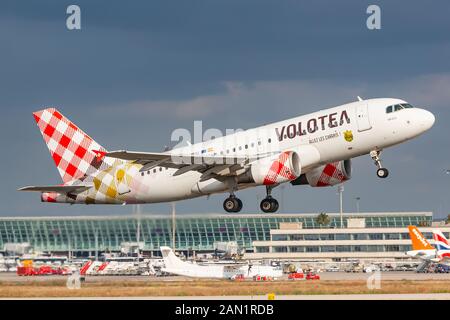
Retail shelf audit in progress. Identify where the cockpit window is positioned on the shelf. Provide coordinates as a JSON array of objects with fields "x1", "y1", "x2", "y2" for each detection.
[{"x1": 386, "y1": 103, "x2": 414, "y2": 113}]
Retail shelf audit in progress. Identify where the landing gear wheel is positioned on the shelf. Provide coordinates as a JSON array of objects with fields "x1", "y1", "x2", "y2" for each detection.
[
  {"x1": 260, "y1": 197, "x2": 279, "y2": 213},
  {"x1": 260, "y1": 198, "x2": 272, "y2": 213},
  {"x1": 376, "y1": 168, "x2": 389, "y2": 178},
  {"x1": 271, "y1": 198, "x2": 279, "y2": 212},
  {"x1": 236, "y1": 198, "x2": 243, "y2": 211},
  {"x1": 223, "y1": 196, "x2": 243, "y2": 213},
  {"x1": 370, "y1": 150, "x2": 389, "y2": 179}
]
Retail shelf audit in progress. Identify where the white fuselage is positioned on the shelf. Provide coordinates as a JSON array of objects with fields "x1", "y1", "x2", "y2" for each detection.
[
  {"x1": 406, "y1": 249, "x2": 438, "y2": 261},
  {"x1": 52, "y1": 98, "x2": 434, "y2": 205},
  {"x1": 163, "y1": 263, "x2": 283, "y2": 279},
  {"x1": 125, "y1": 98, "x2": 434, "y2": 203}
]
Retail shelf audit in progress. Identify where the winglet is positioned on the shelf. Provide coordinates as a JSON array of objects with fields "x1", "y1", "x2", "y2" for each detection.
[
  {"x1": 93, "y1": 150, "x2": 107, "y2": 162},
  {"x1": 357, "y1": 96, "x2": 363, "y2": 101}
]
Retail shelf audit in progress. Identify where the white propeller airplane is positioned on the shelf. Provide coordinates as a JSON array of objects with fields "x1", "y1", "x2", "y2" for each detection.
[
  {"x1": 160, "y1": 246, "x2": 282, "y2": 279},
  {"x1": 19, "y1": 97, "x2": 434, "y2": 213}
]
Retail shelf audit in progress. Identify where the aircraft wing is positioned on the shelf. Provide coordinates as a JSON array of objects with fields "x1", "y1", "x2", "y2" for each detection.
[
  {"x1": 106, "y1": 150, "x2": 171, "y2": 162},
  {"x1": 107, "y1": 150, "x2": 256, "y2": 165},
  {"x1": 106, "y1": 150, "x2": 272, "y2": 179},
  {"x1": 18, "y1": 185, "x2": 92, "y2": 193}
]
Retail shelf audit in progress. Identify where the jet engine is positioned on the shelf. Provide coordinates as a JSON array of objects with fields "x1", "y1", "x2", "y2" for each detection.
[
  {"x1": 291, "y1": 159, "x2": 351, "y2": 187},
  {"x1": 249, "y1": 151, "x2": 301, "y2": 185}
]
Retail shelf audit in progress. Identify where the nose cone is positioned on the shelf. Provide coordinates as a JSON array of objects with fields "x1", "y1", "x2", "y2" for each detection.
[{"x1": 419, "y1": 109, "x2": 435, "y2": 131}]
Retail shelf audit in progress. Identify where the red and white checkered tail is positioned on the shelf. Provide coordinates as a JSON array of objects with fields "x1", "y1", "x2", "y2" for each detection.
[{"x1": 33, "y1": 108, "x2": 108, "y2": 183}]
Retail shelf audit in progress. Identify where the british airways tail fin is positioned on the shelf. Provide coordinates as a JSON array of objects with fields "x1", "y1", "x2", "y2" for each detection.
[{"x1": 433, "y1": 229, "x2": 450, "y2": 251}]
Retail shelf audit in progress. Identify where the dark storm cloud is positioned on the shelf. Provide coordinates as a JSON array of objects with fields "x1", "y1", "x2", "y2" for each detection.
[{"x1": 0, "y1": 1, "x2": 449, "y2": 217}]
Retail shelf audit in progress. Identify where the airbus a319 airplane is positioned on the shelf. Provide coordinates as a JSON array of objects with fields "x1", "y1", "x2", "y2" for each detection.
[{"x1": 19, "y1": 97, "x2": 434, "y2": 213}]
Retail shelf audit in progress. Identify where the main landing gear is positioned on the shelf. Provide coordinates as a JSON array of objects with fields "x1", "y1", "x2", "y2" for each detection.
[
  {"x1": 260, "y1": 186, "x2": 279, "y2": 213},
  {"x1": 223, "y1": 178, "x2": 243, "y2": 213},
  {"x1": 223, "y1": 195, "x2": 243, "y2": 213},
  {"x1": 370, "y1": 150, "x2": 389, "y2": 178}
]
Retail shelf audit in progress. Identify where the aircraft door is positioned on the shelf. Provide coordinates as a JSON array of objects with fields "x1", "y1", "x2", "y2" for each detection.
[
  {"x1": 356, "y1": 103, "x2": 372, "y2": 132},
  {"x1": 257, "y1": 138, "x2": 264, "y2": 153}
]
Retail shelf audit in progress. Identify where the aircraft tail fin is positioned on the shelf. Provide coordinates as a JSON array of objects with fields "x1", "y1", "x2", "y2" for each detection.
[
  {"x1": 408, "y1": 225, "x2": 434, "y2": 250},
  {"x1": 160, "y1": 246, "x2": 186, "y2": 269},
  {"x1": 33, "y1": 108, "x2": 109, "y2": 183},
  {"x1": 433, "y1": 229, "x2": 450, "y2": 251}
]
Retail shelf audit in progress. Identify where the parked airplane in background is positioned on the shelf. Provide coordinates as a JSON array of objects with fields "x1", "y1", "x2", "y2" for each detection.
[
  {"x1": 406, "y1": 226, "x2": 436, "y2": 261},
  {"x1": 19, "y1": 97, "x2": 434, "y2": 213},
  {"x1": 160, "y1": 246, "x2": 282, "y2": 279},
  {"x1": 406, "y1": 226, "x2": 450, "y2": 265},
  {"x1": 433, "y1": 229, "x2": 450, "y2": 262}
]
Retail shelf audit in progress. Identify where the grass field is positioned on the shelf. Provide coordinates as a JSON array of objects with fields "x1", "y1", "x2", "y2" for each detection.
[{"x1": 1, "y1": 279, "x2": 450, "y2": 297}]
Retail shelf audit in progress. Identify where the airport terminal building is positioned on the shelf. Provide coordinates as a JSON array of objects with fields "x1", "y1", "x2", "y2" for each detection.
[{"x1": 0, "y1": 211, "x2": 448, "y2": 262}]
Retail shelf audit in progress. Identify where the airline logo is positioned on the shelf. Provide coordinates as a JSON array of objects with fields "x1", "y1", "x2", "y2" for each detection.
[
  {"x1": 275, "y1": 110, "x2": 351, "y2": 142},
  {"x1": 433, "y1": 230, "x2": 450, "y2": 251},
  {"x1": 408, "y1": 226, "x2": 434, "y2": 250},
  {"x1": 343, "y1": 130, "x2": 353, "y2": 142}
]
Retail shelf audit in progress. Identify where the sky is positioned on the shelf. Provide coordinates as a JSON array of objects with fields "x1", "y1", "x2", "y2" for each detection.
[{"x1": 0, "y1": 1, "x2": 449, "y2": 218}]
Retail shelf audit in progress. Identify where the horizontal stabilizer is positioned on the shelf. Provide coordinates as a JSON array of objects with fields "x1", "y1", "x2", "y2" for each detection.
[{"x1": 18, "y1": 185, "x2": 92, "y2": 193}]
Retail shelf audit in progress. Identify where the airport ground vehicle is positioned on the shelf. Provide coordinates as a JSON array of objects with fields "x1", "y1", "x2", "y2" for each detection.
[
  {"x1": 288, "y1": 272, "x2": 304, "y2": 280},
  {"x1": 363, "y1": 265, "x2": 380, "y2": 273},
  {"x1": 17, "y1": 265, "x2": 70, "y2": 276},
  {"x1": 435, "y1": 265, "x2": 450, "y2": 273},
  {"x1": 306, "y1": 272, "x2": 320, "y2": 280},
  {"x1": 325, "y1": 265, "x2": 340, "y2": 272},
  {"x1": 345, "y1": 263, "x2": 364, "y2": 273},
  {"x1": 253, "y1": 275, "x2": 274, "y2": 281}
]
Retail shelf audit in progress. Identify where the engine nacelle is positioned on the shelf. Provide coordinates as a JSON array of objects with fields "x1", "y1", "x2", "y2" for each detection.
[
  {"x1": 291, "y1": 159, "x2": 351, "y2": 187},
  {"x1": 249, "y1": 151, "x2": 301, "y2": 185}
]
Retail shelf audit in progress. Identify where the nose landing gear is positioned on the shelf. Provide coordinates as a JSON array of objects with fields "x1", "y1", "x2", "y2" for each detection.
[{"x1": 370, "y1": 150, "x2": 389, "y2": 178}]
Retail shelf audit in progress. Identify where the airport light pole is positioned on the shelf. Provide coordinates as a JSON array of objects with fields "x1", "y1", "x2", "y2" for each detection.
[
  {"x1": 171, "y1": 202, "x2": 176, "y2": 251},
  {"x1": 94, "y1": 229, "x2": 98, "y2": 261},
  {"x1": 338, "y1": 184, "x2": 344, "y2": 228},
  {"x1": 280, "y1": 184, "x2": 286, "y2": 213},
  {"x1": 68, "y1": 237, "x2": 71, "y2": 262},
  {"x1": 443, "y1": 169, "x2": 450, "y2": 218},
  {"x1": 136, "y1": 204, "x2": 141, "y2": 259},
  {"x1": 355, "y1": 197, "x2": 361, "y2": 213}
]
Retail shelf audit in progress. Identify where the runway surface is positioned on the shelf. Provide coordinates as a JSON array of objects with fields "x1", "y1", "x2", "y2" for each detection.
[
  {"x1": 157, "y1": 293, "x2": 450, "y2": 300},
  {"x1": 6, "y1": 293, "x2": 450, "y2": 300},
  {"x1": 1, "y1": 271, "x2": 450, "y2": 282}
]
